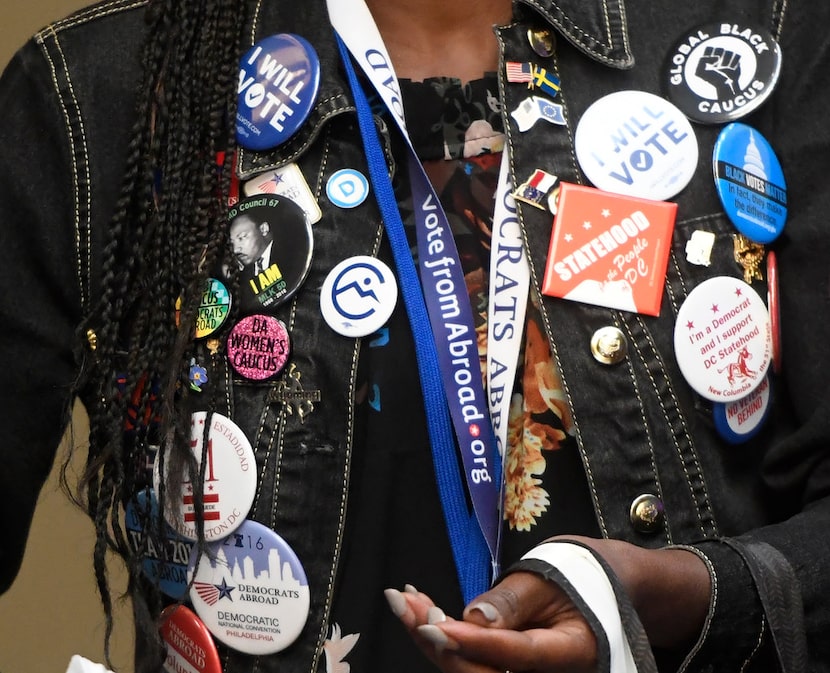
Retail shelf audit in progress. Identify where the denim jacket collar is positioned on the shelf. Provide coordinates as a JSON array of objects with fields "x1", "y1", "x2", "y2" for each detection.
[
  {"x1": 237, "y1": 0, "x2": 632, "y2": 176},
  {"x1": 517, "y1": 0, "x2": 634, "y2": 69}
]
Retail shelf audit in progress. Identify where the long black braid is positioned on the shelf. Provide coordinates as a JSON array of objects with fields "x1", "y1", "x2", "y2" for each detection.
[{"x1": 69, "y1": 0, "x2": 248, "y2": 668}]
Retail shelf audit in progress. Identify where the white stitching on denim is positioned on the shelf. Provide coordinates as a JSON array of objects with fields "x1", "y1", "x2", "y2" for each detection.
[
  {"x1": 44, "y1": 0, "x2": 148, "y2": 34},
  {"x1": 739, "y1": 615, "x2": 766, "y2": 673},
  {"x1": 36, "y1": 29, "x2": 88, "y2": 311},
  {"x1": 773, "y1": 0, "x2": 788, "y2": 42},
  {"x1": 316, "y1": 125, "x2": 333, "y2": 199},
  {"x1": 237, "y1": 97, "x2": 354, "y2": 179},
  {"x1": 674, "y1": 544, "x2": 716, "y2": 673},
  {"x1": 618, "y1": 317, "x2": 673, "y2": 545},
  {"x1": 635, "y1": 314, "x2": 718, "y2": 537},
  {"x1": 251, "y1": 0, "x2": 264, "y2": 46},
  {"x1": 497, "y1": 24, "x2": 608, "y2": 537}
]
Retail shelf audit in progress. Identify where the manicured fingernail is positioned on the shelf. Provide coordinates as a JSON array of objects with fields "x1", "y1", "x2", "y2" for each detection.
[
  {"x1": 468, "y1": 601, "x2": 500, "y2": 622},
  {"x1": 404, "y1": 583, "x2": 419, "y2": 595},
  {"x1": 384, "y1": 588, "x2": 408, "y2": 618},
  {"x1": 417, "y1": 624, "x2": 459, "y2": 652},
  {"x1": 427, "y1": 606, "x2": 447, "y2": 624}
]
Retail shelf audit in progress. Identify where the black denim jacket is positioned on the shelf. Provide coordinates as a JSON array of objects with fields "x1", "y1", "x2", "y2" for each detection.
[{"x1": 1, "y1": 0, "x2": 829, "y2": 671}]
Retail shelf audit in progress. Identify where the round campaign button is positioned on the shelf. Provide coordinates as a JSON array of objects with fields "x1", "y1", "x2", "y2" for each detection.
[
  {"x1": 237, "y1": 33, "x2": 321, "y2": 150},
  {"x1": 665, "y1": 22, "x2": 782, "y2": 124},
  {"x1": 712, "y1": 374, "x2": 772, "y2": 444},
  {"x1": 574, "y1": 90, "x2": 698, "y2": 200},
  {"x1": 767, "y1": 249, "x2": 781, "y2": 374},
  {"x1": 188, "y1": 519, "x2": 311, "y2": 655},
  {"x1": 713, "y1": 123, "x2": 787, "y2": 244},
  {"x1": 326, "y1": 169, "x2": 370, "y2": 209},
  {"x1": 160, "y1": 605, "x2": 221, "y2": 673},
  {"x1": 674, "y1": 276, "x2": 771, "y2": 402},
  {"x1": 227, "y1": 195, "x2": 313, "y2": 314},
  {"x1": 227, "y1": 314, "x2": 291, "y2": 380},
  {"x1": 153, "y1": 412, "x2": 256, "y2": 541},
  {"x1": 125, "y1": 490, "x2": 194, "y2": 599},
  {"x1": 320, "y1": 256, "x2": 398, "y2": 337},
  {"x1": 195, "y1": 278, "x2": 232, "y2": 339}
]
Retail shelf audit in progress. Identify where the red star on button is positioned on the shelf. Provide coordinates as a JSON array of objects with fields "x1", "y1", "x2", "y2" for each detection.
[
  {"x1": 686, "y1": 321, "x2": 694, "y2": 330},
  {"x1": 710, "y1": 304, "x2": 719, "y2": 313}
]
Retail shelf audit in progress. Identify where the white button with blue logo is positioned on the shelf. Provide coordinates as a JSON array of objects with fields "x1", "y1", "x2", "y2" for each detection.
[
  {"x1": 326, "y1": 168, "x2": 370, "y2": 209},
  {"x1": 320, "y1": 256, "x2": 398, "y2": 337}
]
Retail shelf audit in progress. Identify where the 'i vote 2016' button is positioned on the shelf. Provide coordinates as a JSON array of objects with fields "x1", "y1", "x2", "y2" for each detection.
[{"x1": 237, "y1": 34, "x2": 321, "y2": 151}]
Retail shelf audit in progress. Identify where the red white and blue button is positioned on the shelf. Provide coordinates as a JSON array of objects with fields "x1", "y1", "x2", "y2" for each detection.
[{"x1": 188, "y1": 519, "x2": 311, "y2": 655}]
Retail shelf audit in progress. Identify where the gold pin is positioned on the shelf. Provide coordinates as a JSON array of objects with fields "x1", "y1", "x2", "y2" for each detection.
[
  {"x1": 733, "y1": 234, "x2": 765, "y2": 284},
  {"x1": 86, "y1": 328, "x2": 98, "y2": 352}
]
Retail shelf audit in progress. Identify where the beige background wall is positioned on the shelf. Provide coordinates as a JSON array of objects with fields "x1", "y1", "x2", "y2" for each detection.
[{"x1": 0, "y1": 4, "x2": 134, "y2": 672}]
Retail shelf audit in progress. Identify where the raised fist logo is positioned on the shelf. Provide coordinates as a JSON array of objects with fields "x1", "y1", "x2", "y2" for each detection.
[{"x1": 696, "y1": 46, "x2": 743, "y2": 97}]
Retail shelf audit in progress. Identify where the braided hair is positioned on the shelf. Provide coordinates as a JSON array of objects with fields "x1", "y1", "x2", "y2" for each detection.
[{"x1": 70, "y1": 0, "x2": 248, "y2": 667}]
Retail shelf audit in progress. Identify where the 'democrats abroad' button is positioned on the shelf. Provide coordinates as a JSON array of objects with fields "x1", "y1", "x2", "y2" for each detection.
[{"x1": 160, "y1": 604, "x2": 221, "y2": 673}]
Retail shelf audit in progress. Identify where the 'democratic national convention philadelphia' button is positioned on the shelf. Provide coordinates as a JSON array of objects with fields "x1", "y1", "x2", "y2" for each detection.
[
  {"x1": 237, "y1": 34, "x2": 321, "y2": 150},
  {"x1": 188, "y1": 519, "x2": 311, "y2": 655},
  {"x1": 154, "y1": 412, "x2": 256, "y2": 541},
  {"x1": 674, "y1": 276, "x2": 771, "y2": 402},
  {"x1": 574, "y1": 90, "x2": 698, "y2": 201},
  {"x1": 714, "y1": 123, "x2": 787, "y2": 244},
  {"x1": 320, "y1": 256, "x2": 398, "y2": 337},
  {"x1": 666, "y1": 22, "x2": 781, "y2": 124}
]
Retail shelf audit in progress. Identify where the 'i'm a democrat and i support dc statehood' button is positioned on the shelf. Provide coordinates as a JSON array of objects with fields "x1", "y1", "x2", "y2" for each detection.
[
  {"x1": 153, "y1": 412, "x2": 256, "y2": 541},
  {"x1": 574, "y1": 90, "x2": 698, "y2": 201},
  {"x1": 237, "y1": 34, "x2": 321, "y2": 150},
  {"x1": 160, "y1": 605, "x2": 221, "y2": 673},
  {"x1": 674, "y1": 276, "x2": 771, "y2": 402},
  {"x1": 666, "y1": 22, "x2": 781, "y2": 124},
  {"x1": 713, "y1": 122, "x2": 787, "y2": 244},
  {"x1": 125, "y1": 489, "x2": 194, "y2": 599},
  {"x1": 188, "y1": 519, "x2": 311, "y2": 655}
]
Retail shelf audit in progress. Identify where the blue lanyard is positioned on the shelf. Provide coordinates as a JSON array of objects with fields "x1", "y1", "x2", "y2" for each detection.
[{"x1": 336, "y1": 34, "x2": 498, "y2": 602}]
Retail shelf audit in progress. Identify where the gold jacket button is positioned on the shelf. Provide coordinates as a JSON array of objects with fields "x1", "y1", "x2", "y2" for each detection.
[
  {"x1": 590, "y1": 326, "x2": 628, "y2": 365},
  {"x1": 629, "y1": 494, "x2": 665, "y2": 533}
]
